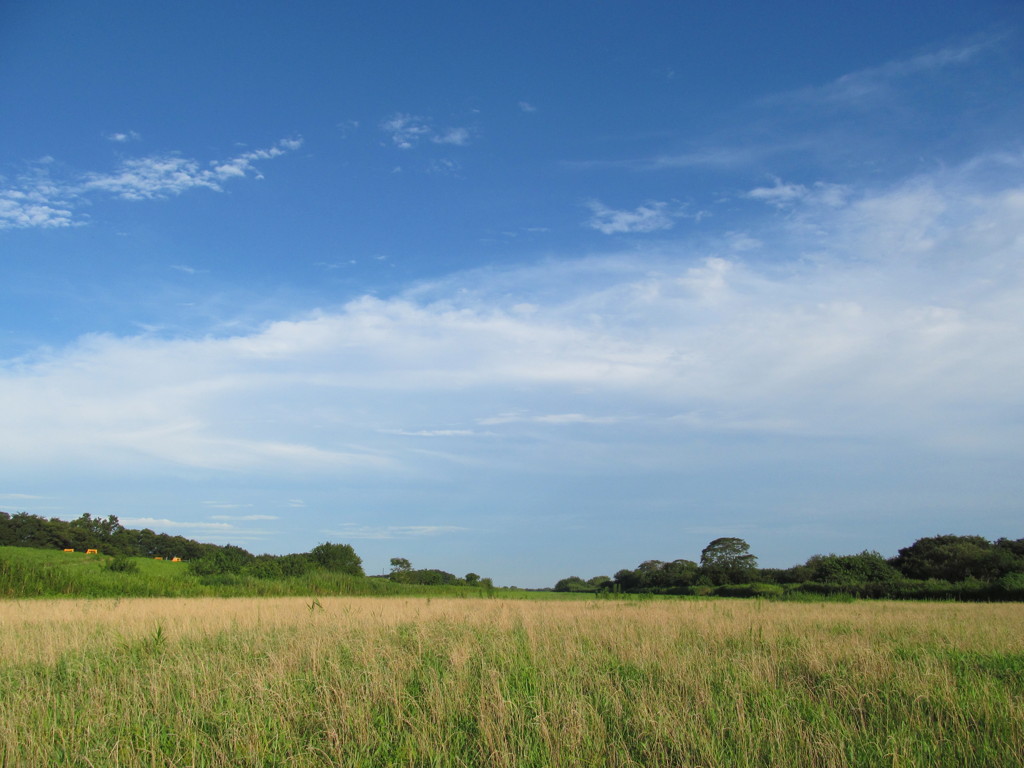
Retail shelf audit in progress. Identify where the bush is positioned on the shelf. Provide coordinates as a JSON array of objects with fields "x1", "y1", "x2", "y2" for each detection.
[
  {"x1": 713, "y1": 583, "x2": 784, "y2": 598},
  {"x1": 309, "y1": 542, "x2": 363, "y2": 576},
  {"x1": 106, "y1": 555, "x2": 139, "y2": 574},
  {"x1": 279, "y1": 553, "x2": 312, "y2": 577}
]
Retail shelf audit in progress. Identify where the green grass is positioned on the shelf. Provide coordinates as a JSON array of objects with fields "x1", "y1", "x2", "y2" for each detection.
[
  {"x1": 0, "y1": 597, "x2": 1021, "y2": 767},
  {"x1": 0, "y1": 546, "x2": 594, "y2": 601}
]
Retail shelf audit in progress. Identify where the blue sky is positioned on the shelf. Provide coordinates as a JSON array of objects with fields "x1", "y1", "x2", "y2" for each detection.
[{"x1": 2, "y1": 1, "x2": 1023, "y2": 586}]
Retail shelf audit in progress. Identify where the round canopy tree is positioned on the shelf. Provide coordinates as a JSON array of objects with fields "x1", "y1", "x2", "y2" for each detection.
[
  {"x1": 699, "y1": 537, "x2": 758, "y2": 585},
  {"x1": 309, "y1": 542, "x2": 364, "y2": 576}
]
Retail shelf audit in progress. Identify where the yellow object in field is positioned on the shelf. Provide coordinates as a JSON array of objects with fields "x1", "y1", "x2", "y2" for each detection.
[
  {"x1": 154, "y1": 557, "x2": 163, "y2": 560},
  {"x1": 171, "y1": 557, "x2": 182, "y2": 562},
  {"x1": 85, "y1": 549, "x2": 98, "y2": 555},
  {"x1": 63, "y1": 549, "x2": 74, "y2": 553}
]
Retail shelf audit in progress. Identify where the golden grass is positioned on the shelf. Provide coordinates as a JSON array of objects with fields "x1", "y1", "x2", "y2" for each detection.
[{"x1": 1, "y1": 597, "x2": 1022, "y2": 767}]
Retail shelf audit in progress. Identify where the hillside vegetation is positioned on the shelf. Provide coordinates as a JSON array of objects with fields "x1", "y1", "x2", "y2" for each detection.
[
  {"x1": 3, "y1": 510, "x2": 1023, "y2": 601},
  {"x1": 0, "y1": 546, "x2": 582, "y2": 601}
]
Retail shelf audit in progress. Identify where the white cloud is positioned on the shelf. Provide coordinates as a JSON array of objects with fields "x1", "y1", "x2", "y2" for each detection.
[
  {"x1": 380, "y1": 114, "x2": 471, "y2": 149},
  {"x1": 324, "y1": 524, "x2": 468, "y2": 539},
  {"x1": 585, "y1": 200, "x2": 679, "y2": 234},
  {"x1": 119, "y1": 517, "x2": 235, "y2": 530},
  {"x1": 746, "y1": 180, "x2": 808, "y2": 207},
  {"x1": 569, "y1": 146, "x2": 765, "y2": 172},
  {"x1": 780, "y1": 39, "x2": 994, "y2": 106},
  {"x1": 478, "y1": 413, "x2": 619, "y2": 426},
  {"x1": 0, "y1": 188, "x2": 76, "y2": 230},
  {"x1": 518, "y1": 101, "x2": 537, "y2": 113},
  {"x1": 0, "y1": 137, "x2": 301, "y2": 228},
  {"x1": 85, "y1": 138, "x2": 302, "y2": 199},
  {"x1": 210, "y1": 514, "x2": 279, "y2": 521},
  {"x1": 746, "y1": 178, "x2": 849, "y2": 209},
  {"x1": 0, "y1": 157, "x2": 1022, "y2": 482},
  {"x1": 432, "y1": 127, "x2": 470, "y2": 146},
  {"x1": 380, "y1": 114, "x2": 433, "y2": 149},
  {"x1": 384, "y1": 429, "x2": 478, "y2": 437},
  {"x1": 426, "y1": 158, "x2": 461, "y2": 176},
  {"x1": 106, "y1": 131, "x2": 141, "y2": 143}
]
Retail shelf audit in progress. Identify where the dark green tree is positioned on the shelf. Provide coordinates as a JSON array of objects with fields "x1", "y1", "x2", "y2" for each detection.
[
  {"x1": 553, "y1": 576, "x2": 591, "y2": 592},
  {"x1": 396, "y1": 568, "x2": 459, "y2": 585},
  {"x1": 699, "y1": 537, "x2": 758, "y2": 585},
  {"x1": 310, "y1": 542, "x2": 364, "y2": 575},
  {"x1": 803, "y1": 551, "x2": 900, "y2": 584},
  {"x1": 278, "y1": 553, "x2": 313, "y2": 577},
  {"x1": 662, "y1": 559, "x2": 699, "y2": 587},
  {"x1": 892, "y1": 535, "x2": 1009, "y2": 582},
  {"x1": 389, "y1": 557, "x2": 413, "y2": 581},
  {"x1": 613, "y1": 568, "x2": 640, "y2": 590}
]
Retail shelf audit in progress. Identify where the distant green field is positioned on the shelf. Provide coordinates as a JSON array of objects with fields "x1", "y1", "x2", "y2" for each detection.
[{"x1": 0, "y1": 546, "x2": 591, "y2": 600}]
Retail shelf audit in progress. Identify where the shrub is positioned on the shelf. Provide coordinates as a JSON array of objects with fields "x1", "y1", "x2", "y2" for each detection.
[
  {"x1": 106, "y1": 555, "x2": 139, "y2": 574},
  {"x1": 309, "y1": 542, "x2": 363, "y2": 576}
]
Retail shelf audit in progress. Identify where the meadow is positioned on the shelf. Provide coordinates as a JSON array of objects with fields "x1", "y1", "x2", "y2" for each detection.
[{"x1": 1, "y1": 597, "x2": 1022, "y2": 767}]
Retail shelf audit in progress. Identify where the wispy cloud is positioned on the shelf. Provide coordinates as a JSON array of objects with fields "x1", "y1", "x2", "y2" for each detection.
[
  {"x1": 432, "y1": 127, "x2": 470, "y2": 146},
  {"x1": 106, "y1": 130, "x2": 141, "y2": 143},
  {"x1": 425, "y1": 158, "x2": 462, "y2": 176},
  {"x1": 384, "y1": 429, "x2": 478, "y2": 437},
  {"x1": 0, "y1": 137, "x2": 301, "y2": 229},
  {"x1": 478, "y1": 413, "x2": 620, "y2": 426},
  {"x1": 171, "y1": 264, "x2": 206, "y2": 275},
  {"x1": 381, "y1": 114, "x2": 432, "y2": 149},
  {"x1": 210, "y1": 514, "x2": 279, "y2": 521},
  {"x1": 585, "y1": 200, "x2": 680, "y2": 234},
  {"x1": 518, "y1": 101, "x2": 537, "y2": 113},
  {"x1": 570, "y1": 38, "x2": 1004, "y2": 178},
  {"x1": 380, "y1": 114, "x2": 472, "y2": 149},
  {"x1": 566, "y1": 145, "x2": 768, "y2": 173},
  {"x1": 83, "y1": 138, "x2": 302, "y2": 199},
  {"x1": 324, "y1": 524, "x2": 469, "y2": 539},
  {"x1": 745, "y1": 178, "x2": 849, "y2": 209},
  {"x1": 772, "y1": 39, "x2": 996, "y2": 107},
  {"x1": 119, "y1": 517, "x2": 235, "y2": 530}
]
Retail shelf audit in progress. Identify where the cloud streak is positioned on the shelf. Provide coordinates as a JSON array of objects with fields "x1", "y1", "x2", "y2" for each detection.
[
  {"x1": 324, "y1": 524, "x2": 469, "y2": 540},
  {"x1": 0, "y1": 137, "x2": 301, "y2": 229},
  {"x1": 771, "y1": 38, "x2": 996, "y2": 107}
]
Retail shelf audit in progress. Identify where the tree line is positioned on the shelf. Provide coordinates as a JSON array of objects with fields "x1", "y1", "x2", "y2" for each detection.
[
  {"x1": 554, "y1": 535, "x2": 1024, "y2": 600},
  {"x1": 0, "y1": 511, "x2": 495, "y2": 586}
]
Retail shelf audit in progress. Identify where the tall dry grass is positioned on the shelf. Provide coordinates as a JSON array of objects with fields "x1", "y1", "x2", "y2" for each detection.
[{"x1": 1, "y1": 597, "x2": 1021, "y2": 767}]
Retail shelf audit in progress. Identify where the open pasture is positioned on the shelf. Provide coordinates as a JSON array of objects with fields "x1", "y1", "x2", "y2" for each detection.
[{"x1": 1, "y1": 597, "x2": 1022, "y2": 767}]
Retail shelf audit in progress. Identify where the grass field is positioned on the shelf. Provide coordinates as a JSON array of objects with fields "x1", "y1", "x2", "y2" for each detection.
[{"x1": 1, "y1": 597, "x2": 1022, "y2": 767}]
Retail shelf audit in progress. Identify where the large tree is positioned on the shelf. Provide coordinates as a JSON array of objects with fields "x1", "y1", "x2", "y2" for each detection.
[
  {"x1": 309, "y1": 542, "x2": 364, "y2": 576},
  {"x1": 699, "y1": 537, "x2": 758, "y2": 585},
  {"x1": 389, "y1": 557, "x2": 413, "y2": 581},
  {"x1": 892, "y1": 535, "x2": 1018, "y2": 582}
]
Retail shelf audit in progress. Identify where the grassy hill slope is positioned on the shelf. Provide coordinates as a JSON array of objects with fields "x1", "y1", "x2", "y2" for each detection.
[{"x1": 0, "y1": 546, "x2": 585, "y2": 600}]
